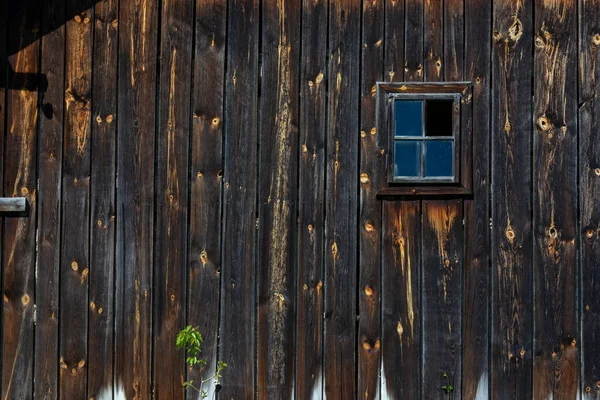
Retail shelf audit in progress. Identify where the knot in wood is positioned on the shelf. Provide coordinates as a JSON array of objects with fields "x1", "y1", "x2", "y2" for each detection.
[
  {"x1": 364, "y1": 222, "x2": 375, "y2": 232},
  {"x1": 74, "y1": 15, "x2": 82, "y2": 23},
  {"x1": 586, "y1": 386, "x2": 591, "y2": 393},
  {"x1": 360, "y1": 173, "x2": 370, "y2": 183},
  {"x1": 362, "y1": 341, "x2": 371, "y2": 350},
  {"x1": 593, "y1": 34, "x2": 600, "y2": 46},
  {"x1": 307, "y1": 224, "x2": 313, "y2": 233},
  {"x1": 370, "y1": 127, "x2": 376, "y2": 135},
  {"x1": 535, "y1": 36, "x2": 545, "y2": 48},
  {"x1": 111, "y1": 19, "x2": 118, "y2": 28},
  {"x1": 537, "y1": 116, "x2": 551, "y2": 131},
  {"x1": 508, "y1": 19, "x2": 523, "y2": 42},
  {"x1": 21, "y1": 294, "x2": 30, "y2": 305},
  {"x1": 71, "y1": 261, "x2": 79, "y2": 271},
  {"x1": 586, "y1": 229, "x2": 594, "y2": 239},
  {"x1": 364, "y1": 285, "x2": 374, "y2": 297},
  {"x1": 21, "y1": 186, "x2": 29, "y2": 196},
  {"x1": 505, "y1": 228, "x2": 515, "y2": 241},
  {"x1": 212, "y1": 117, "x2": 220, "y2": 126},
  {"x1": 596, "y1": 381, "x2": 600, "y2": 388},
  {"x1": 360, "y1": 130, "x2": 366, "y2": 138},
  {"x1": 548, "y1": 226, "x2": 558, "y2": 239},
  {"x1": 519, "y1": 348, "x2": 526, "y2": 357},
  {"x1": 200, "y1": 251, "x2": 208, "y2": 263},
  {"x1": 594, "y1": 167, "x2": 600, "y2": 176}
]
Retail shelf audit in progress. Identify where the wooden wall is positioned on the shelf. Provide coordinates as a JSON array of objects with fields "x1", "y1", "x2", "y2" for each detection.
[{"x1": 1, "y1": 0, "x2": 599, "y2": 398}]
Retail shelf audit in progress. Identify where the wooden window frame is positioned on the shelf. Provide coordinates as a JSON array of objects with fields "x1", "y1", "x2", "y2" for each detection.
[{"x1": 376, "y1": 81, "x2": 473, "y2": 199}]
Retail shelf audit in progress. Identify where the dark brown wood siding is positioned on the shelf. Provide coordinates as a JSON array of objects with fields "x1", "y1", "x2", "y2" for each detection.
[{"x1": 1, "y1": 0, "x2": 596, "y2": 398}]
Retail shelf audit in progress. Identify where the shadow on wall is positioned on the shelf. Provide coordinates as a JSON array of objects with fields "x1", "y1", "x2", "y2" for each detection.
[{"x1": 1, "y1": 0, "x2": 102, "y2": 102}]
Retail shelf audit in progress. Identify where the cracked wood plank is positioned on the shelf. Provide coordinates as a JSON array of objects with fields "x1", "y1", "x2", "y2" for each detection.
[
  {"x1": 381, "y1": 201, "x2": 420, "y2": 400},
  {"x1": 491, "y1": 0, "x2": 534, "y2": 397},
  {"x1": 153, "y1": 0, "x2": 193, "y2": 398},
  {"x1": 115, "y1": 0, "x2": 158, "y2": 397},
  {"x1": 257, "y1": 0, "x2": 300, "y2": 397},
  {"x1": 533, "y1": 0, "x2": 579, "y2": 398}
]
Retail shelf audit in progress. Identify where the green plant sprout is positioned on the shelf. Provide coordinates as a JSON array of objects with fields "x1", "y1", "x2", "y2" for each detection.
[
  {"x1": 176, "y1": 325, "x2": 227, "y2": 399},
  {"x1": 441, "y1": 372, "x2": 454, "y2": 400}
]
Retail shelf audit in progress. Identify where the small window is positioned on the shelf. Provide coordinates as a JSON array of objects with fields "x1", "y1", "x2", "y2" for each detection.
[
  {"x1": 393, "y1": 98, "x2": 456, "y2": 180},
  {"x1": 376, "y1": 82, "x2": 473, "y2": 197}
]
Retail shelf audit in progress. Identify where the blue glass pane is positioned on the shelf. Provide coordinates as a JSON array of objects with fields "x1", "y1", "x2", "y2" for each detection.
[
  {"x1": 394, "y1": 140, "x2": 421, "y2": 177},
  {"x1": 395, "y1": 100, "x2": 423, "y2": 137},
  {"x1": 424, "y1": 140, "x2": 453, "y2": 177}
]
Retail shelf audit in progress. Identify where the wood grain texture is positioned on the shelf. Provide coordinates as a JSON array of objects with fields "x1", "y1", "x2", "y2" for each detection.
[
  {"x1": 424, "y1": 0, "x2": 443, "y2": 81},
  {"x1": 404, "y1": 0, "x2": 424, "y2": 81},
  {"x1": 2, "y1": 1, "x2": 40, "y2": 397},
  {"x1": 219, "y1": 0, "x2": 259, "y2": 396},
  {"x1": 115, "y1": 0, "x2": 158, "y2": 397},
  {"x1": 153, "y1": 0, "x2": 193, "y2": 397},
  {"x1": 491, "y1": 0, "x2": 534, "y2": 397},
  {"x1": 324, "y1": 0, "x2": 360, "y2": 397},
  {"x1": 421, "y1": 200, "x2": 463, "y2": 399},
  {"x1": 0, "y1": 1, "x2": 4, "y2": 389},
  {"x1": 257, "y1": 0, "x2": 300, "y2": 397},
  {"x1": 383, "y1": 0, "x2": 404, "y2": 83},
  {"x1": 35, "y1": 0, "x2": 65, "y2": 397},
  {"x1": 381, "y1": 201, "x2": 420, "y2": 399},
  {"x1": 580, "y1": 0, "x2": 600, "y2": 397},
  {"x1": 187, "y1": 0, "x2": 226, "y2": 396},
  {"x1": 533, "y1": 1, "x2": 579, "y2": 398},
  {"x1": 462, "y1": 0, "x2": 491, "y2": 397},
  {"x1": 59, "y1": 1, "x2": 93, "y2": 396},
  {"x1": 295, "y1": 0, "x2": 327, "y2": 396},
  {"x1": 86, "y1": 1, "x2": 118, "y2": 398},
  {"x1": 358, "y1": 0, "x2": 384, "y2": 396}
]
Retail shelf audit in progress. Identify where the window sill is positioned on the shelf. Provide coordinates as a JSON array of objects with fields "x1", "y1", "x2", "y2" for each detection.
[{"x1": 376, "y1": 185, "x2": 473, "y2": 200}]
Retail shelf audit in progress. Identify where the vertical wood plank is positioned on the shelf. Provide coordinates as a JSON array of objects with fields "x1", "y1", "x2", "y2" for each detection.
[
  {"x1": 491, "y1": 0, "x2": 534, "y2": 397},
  {"x1": 153, "y1": 0, "x2": 193, "y2": 398},
  {"x1": 2, "y1": 1, "x2": 40, "y2": 398},
  {"x1": 187, "y1": 0, "x2": 226, "y2": 396},
  {"x1": 219, "y1": 0, "x2": 259, "y2": 395},
  {"x1": 424, "y1": 0, "x2": 443, "y2": 81},
  {"x1": 59, "y1": 1, "x2": 93, "y2": 396},
  {"x1": 383, "y1": 0, "x2": 404, "y2": 83},
  {"x1": 463, "y1": 0, "x2": 491, "y2": 397},
  {"x1": 296, "y1": 0, "x2": 327, "y2": 395},
  {"x1": 257, "y1": 0, "x2": 300, "y2": 397},
  {"x1": 580, "y1": 0, "x2": 600, "y2": 396},
  {"x1": 533, "y1": 0, "x2": 579, "y2": 398},
  {"x1": 324, "y1": 0, "x2": 360, "y2": 396},
  {"x1": 358, "y1": 0, "x2": 384, "y2": 396},
  {"x1": 87, "y1": 0, "x2": 118, "y2": 398},
  {"x1": 0, "y1": 2, "x2": 4, "y2": 389},
  {"x1": 115, "y1": 0, "x2": 158, "y2": 397},
  {"x1": 381, "y1": 201, "x2": 421, "y2": 400},
  {"x1": 421, "y1": 200, "x2": 463, "y2": 399},
  {"x1": 405, "y1": 0, "x2": 424, "y2": 81},
  {"x1": 35, "y1": 0, "x2": 64, "y2": 397},
  {"x1": 443, "y1": 0, "x2": 463, "y2": 82}
]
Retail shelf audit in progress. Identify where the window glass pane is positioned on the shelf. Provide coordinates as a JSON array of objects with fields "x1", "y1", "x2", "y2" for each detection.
[
  {"x1": 394, "y1": 140, "x2": 421, "y2": 177},
  {"x1": 424, "y1": 140, "x2": 453, "y2": 177},
  {"x1": 395, "y1": 100, "x2": 423, "y2": 137},
  {"x1": 425, "y1": 99, "x2": 453, "y2": 137}
]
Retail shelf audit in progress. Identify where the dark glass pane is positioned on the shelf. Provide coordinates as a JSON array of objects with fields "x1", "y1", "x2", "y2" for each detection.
[
  {"x1": 395, "y1": 100, "x2": 423, "y2": 137},
  {"x1": 394, "y1": 140, "x2": 421, "y2": 177},
  {"x1": 425, "y1": 99, "x2": 453, "y2": 136},
  {"x1": 424, "y1": 140, "x2": 453, "y2": 177}
]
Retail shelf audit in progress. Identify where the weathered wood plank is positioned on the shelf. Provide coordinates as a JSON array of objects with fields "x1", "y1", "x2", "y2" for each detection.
[
  {"x1": 462, "y1": 0, "x2": 491, "y2": 397},
  {"x1": 533, "y1": 1, "x2": 579, "y2": 398},
  {"x1": 421, "y1": 200, "x2": 463, "y2": 399},
  {"x1": 444, "y1": 0, "x2": 464, "y2": 82},
  {"x1": 2, "y1": 1, "x2": 40, "y2": 397},
  {"x1": 296, "y1": 0, "x2": 327, "y2": 395},
  {"x1": 0, "y1": 2, "x2": 4, "y2": 389},
  {"x1": 491, "y1": 0, "x2": 534, "y2": 397},
  {"x1": 383, "y1": 0, "x2": 404, "y2": 83},
  {"x1": 59, "y1": 1, "x2": 94, "y2": 396},
  {"x1": 219, "y1": 0, "x2": 259, "y2": 396},
  {"x1": 34, "y1": 0, "x2": 65, "y2": 397},
  {"x1": 115, "y1": 0, "x2": 158, "y2": 397},
  {"x1": 580, "y1": 0, "x2": 600, "y2": 396},
  {"x1": 324, "y1": 0, "x2": 360, "y2": 396},
  {"x1": 381, "y1": 201, "x2": 420, "y2": 400},
  {"x1": 257, "y1": 0, "x2": 300, "y2": 397},
  {"x1": 358, "y1": 0, "x2": 384, "y2": 396},
  {"x1": 424, "y1": 0, "x2": 443, "y2": 81},
  {"x1": 0, "y1": 198, "x2": 27, "y2": 213},
  {"x1": 87, "y1": 0, "x2": 118, "y2": 398},
  {"x1": 404, "y1": 0, "x2": 424, "y2": 81},
  {"x1": 187, "y1": 0, "x2": 226, "y2": 396},
  {"x1": 153, "y1": 0, "x2": 193, "y2": 398}
]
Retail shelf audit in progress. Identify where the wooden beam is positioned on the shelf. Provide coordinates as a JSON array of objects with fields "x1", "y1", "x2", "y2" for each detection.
[{"x1": 0, "y1": 198, "x2": 27, "y2": 213}]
